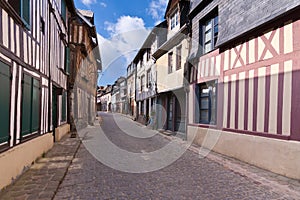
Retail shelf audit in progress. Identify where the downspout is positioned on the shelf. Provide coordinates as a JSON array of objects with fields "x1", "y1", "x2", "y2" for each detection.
[{"x1": 47, "y1": 1, "x2": 52, "y2": 139}]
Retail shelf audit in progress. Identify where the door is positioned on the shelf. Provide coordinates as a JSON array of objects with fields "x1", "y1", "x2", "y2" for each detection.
[
  {"x1": 88, "y1": 98, "x2": 92, "y2": 125},
  {"x1": 167, "y1": 95, "x2": 173, "y2": 131},
  {"x1": 52, "y1": 86, "x2": 58, "y2": 135}
]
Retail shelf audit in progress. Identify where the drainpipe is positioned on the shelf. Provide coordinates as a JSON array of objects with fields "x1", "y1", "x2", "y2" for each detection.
[{"x1": 47, "y1": 1, "x2": 52, "y2": 138}]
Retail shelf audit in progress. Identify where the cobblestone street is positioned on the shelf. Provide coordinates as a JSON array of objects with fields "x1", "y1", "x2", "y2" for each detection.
[
  {"x1": 1, "y1": 112, "x2": 300, "y2": 199},
  {"x1": 53, "y1": 113, "x2": 300, "y2": 199}
]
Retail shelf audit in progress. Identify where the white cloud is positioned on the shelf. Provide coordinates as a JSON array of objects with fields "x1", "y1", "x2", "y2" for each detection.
[
  {"x1": 100, "y1": 2, "x2": 107, "y2": 7},
  {"x1": 81, "y1": 0, "x2": 97, "y2": 6},
  {"x1": 147, "y1": 0, "x2": 168, "y2": 25},
  {"x1": 98, "y1": 16, "x2": 150, "y2": 72}
]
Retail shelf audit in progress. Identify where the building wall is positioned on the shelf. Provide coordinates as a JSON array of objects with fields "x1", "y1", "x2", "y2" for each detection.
[
  {"x1": 156, "y1": 38, "x2": 188, "y2": 92},
  {"x1": 0, "y1": 0, "x2": 71, "y2": 189},
  {"x1": 187, "y1": 1, "x2": 300, "y2": 178}
]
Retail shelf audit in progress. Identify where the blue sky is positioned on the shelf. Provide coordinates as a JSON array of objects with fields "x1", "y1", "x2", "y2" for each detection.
[{"x1": 73, "y1": 0, "x2": 168, "y2": 86}]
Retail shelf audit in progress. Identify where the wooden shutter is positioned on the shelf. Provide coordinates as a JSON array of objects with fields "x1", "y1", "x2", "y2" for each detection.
[
  {"x1": 65, "y1": 47, "x2": 70, "y2": 74},
  {"x1": 21, "y1": 74, "x2": 32, "y2": 136},
  {"x1": 21, "y1": 0, "x2": 30, "y2": 28},
  {"x1": 21, "y1": 74, "x2": 40, "y2": 136},
  {"x1": 0, "y1": 62, "x2": 11, "y2": 144},
  {"x1": 61, "y1": 0, "x2": 67, "y2": 22},
  {"x1": 31, "y1": 78, "x2": 40, "y2": 132}
]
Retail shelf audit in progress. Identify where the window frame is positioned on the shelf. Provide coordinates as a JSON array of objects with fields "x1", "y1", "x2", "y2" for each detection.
[
  {"x1": 8, "y1": 0, "x2": 31, "y2": 29},
  {"x1": 197, "y1": 80, "x2": 218, "y2": 125},
  {"x1": 176, "y1": 45, "x2": 182, "y2": 70},
  {"x1": 146, "y1": 69, "x2": 151, "y2": 88},
  {"x1": 199, "y1": 9, "x2": 218, "y2": 55},
  {"x1": 169, "y1": 10, "x2": 179, "y2": 30},
  {"x1": 168, "y1": 52, "x2": 173, "y2": 74}
]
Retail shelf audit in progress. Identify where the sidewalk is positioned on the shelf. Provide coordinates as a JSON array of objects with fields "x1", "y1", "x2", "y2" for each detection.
[{"x1": 0, "y1": 134, "x2": 81, "y2": 200}]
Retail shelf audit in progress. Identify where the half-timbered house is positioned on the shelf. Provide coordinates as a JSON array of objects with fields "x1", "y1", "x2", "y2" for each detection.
[
  {"x1": 187, "y1": 0, "x2": 300, "y2": 179},
  {"x1": 69, "y1": 9, "x2": 101, "y2": 130},
  {"x1": 0, "y1": 0, "x2": 76, "y2": 189}
]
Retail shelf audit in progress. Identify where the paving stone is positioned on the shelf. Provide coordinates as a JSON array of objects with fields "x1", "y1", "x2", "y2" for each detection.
[
  {"x1": 2, "y1": 113, "x2": 300, "y2": 199},
  {"x1": 52, "y1": 113, "x2": 300, "y2": 199},
  {"x1": 0, "y1": 135, "x2": 81, "y2": 200}
]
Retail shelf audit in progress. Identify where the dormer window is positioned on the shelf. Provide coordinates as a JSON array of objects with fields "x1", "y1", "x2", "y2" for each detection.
[{"x1": 169, "y1": 11, "x2": 179, "y2": 30}]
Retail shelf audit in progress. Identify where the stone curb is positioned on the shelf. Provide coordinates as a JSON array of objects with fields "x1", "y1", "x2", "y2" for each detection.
[{"x1": 0, "y1": 134, "x2": 81, "y2": 200}]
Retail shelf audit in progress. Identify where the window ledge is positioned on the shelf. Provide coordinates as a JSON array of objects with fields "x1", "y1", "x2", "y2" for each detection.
[{"x1": 188, "y1": 123, "x2": 218, "y2": 129}]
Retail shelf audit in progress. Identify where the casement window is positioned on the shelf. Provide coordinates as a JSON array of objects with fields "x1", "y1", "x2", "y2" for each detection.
[
  {"x1": 176, "y1": 45, "x2": 182, "y2": 70},
  {"x1": 168, "y1": 52, "x2": 173, "y2": 73},
  {"x1": 170, "y1": 11, "x2": 179, "y2": 30},
  {"x1": 141, "y1": 75, "x2": 145, "y2": 91},
  {"x1": 147, "y1": 70, "x2": 151, "y2": 88},
  {"x1": 65, "y1": 46, "x2": 70, "y2": 74},
  {"x1": 61, "y1": 0, "x2": 67, "y2": 22},
  {"x1": 8, "y1": 0, "x2": 30, "y2": 28},
  {"x1": 61, "y1": 91, "x2": 67, "y2": 122},
  {"x1": 197, "y1": 80, "x2": 217, "y2": 124},
  {"x1": 147, "y1": 49, "x2": 151, "y2": 61},
  {"x1": 0, "y1": 61, "x2": 11, "y2": 145},
  {"x1": 200, "y1": 11, "x2": 218, "y2": 54},
  {"x1": 21, "y1": 74, "x2": 40, "y2": 136}
]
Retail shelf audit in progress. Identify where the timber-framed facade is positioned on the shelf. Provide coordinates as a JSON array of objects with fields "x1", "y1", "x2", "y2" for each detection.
[
  {"x1": 0, "y1": 0, "x2": 101, "y2": 189},
  {"x1": 187, "y1": 0, "x2": 300, "y2": 179}
]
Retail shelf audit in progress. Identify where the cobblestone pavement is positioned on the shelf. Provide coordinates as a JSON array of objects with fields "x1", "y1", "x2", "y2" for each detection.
[
  {"x1": 53, "y1": 112, "x2": 300, "y2": 200},
  {"x1": 0, "y1": 135, "x2": 81, "y2": 200}
]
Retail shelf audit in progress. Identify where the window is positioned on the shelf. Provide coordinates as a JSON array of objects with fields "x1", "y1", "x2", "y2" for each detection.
[
  {"x1": 61, "y1": 0, "x2": 67, "y2": 22},
  {"x1": 8, "y1": 0, "x2": 30, "y2": 28},
  {"x1": 147, "y1": 70, "x2": 151, "y2": 88},
  {"x1": 21, "y1": 74, "x2": 40, "y2": 136},
  {"x1": 147, "y1": 49, "x2": 151, "y2": 61},
  {"x1": 141, "y1": 75, "x2": 145, "y2": 91},
  {"x1": 168, "y1": 52, "x2": 173, "y2": 73},
  {"x1": 140, "y1": 58, "x2": 143, "y2": 68},
  {"x1": 61, "y1": 91, "x2": 67, "y2": 122},
  {"x1": 40, "y1": 17, "x2": 45, "y2": 34},
  {"x1": 0, "y1": 61, "x2": 11, "y2": 144},
  {"x1": 197, "y1": 80, "x2": 217, "y2": 124},
  {"x1": 200, "y1": 11, "x2": 218, "y2": 54},
  {"x1": 170, "y1": 11, "x2": 179, "y2": 30},
  {"x1": 176, "y1": 45, "x2": 182, "y2": 70}
]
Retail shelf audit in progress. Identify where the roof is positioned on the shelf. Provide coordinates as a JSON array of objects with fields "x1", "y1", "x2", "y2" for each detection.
[
  {"x1": 76, "y1": 10, "x2": 94, "y2": 28},
  {"x1": 77, "y1": 9, "x2": 94, "y2": 18}
]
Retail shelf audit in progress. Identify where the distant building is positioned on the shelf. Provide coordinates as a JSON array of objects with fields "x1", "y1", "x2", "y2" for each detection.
[
  {"x1": 127, "y1": 62, "x2": 137, "y2": 118},
  {"x1": 111, "y1": 77, "x2": 126, "y2": 114},
  {"x1": 132, "y1": 21, "x2": 167, "y2": 125},
  {"x1": 97, "y1": 85, "x2": 112, "y2": 112}
]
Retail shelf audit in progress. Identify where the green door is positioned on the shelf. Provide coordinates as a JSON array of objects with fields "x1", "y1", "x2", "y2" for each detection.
[
  {"x1": 52, "y1": 87, "x2": 58, "y2": 132},
  {"x1": 0, "y1": 61, "x2": 10, "y2": 144}
]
